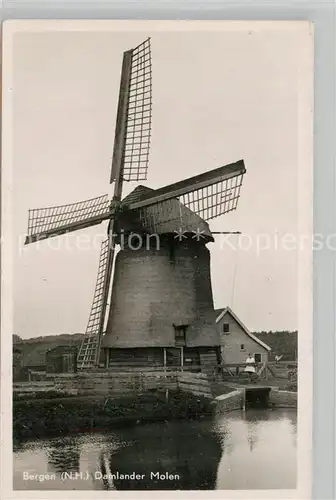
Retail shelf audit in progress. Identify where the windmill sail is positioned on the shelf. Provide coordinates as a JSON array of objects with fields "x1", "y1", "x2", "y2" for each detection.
[
  {"x1": 110, "y1": 38, "x2": 152, "y2": 185},
  {"x1": 24, "y1": 38, "x2": 154, "y2": 368},
  {"x1": 77, "y1": 238, "x2": 111, "y2": 369},
  {"x1": 122, "y1": 38, "x2": 152, "y2": 182},
  {"x1": 25, "y1": 194, "x2": 111, "y2": 244},
  {"x1": 25, "y1": 39, "x2": 152, "y2": 246},
  {"x1": 126, "y1": 160, "x2": 246, "y2": 221}
]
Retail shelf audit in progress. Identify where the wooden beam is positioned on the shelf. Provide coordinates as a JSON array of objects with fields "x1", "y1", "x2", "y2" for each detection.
[
  {"x1": 96, "y1": 226, "x2": 117, "y2": 366},
  {"x1": 99, "y1": 52, "x2": 132, "y2": 362},
  {"x1": 110, "y1": 50, "x2": 133, "y2": 188},
  {"x1": 126, "y1": 160, "x2": 246, "y2": 210},
  {"x1": 105, "y1": 348, "x2": 110, "y2": 369}
]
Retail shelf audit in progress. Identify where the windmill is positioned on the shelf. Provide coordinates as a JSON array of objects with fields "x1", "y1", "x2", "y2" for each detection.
[{"x1": 25, "y1": 38, "x2": 246, "y2": 371}]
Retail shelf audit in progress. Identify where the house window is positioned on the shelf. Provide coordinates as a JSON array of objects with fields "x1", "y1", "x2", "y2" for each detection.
[
  {"x1": 240, "y1": 344, "x2": 245, "y2": 350},
  {"x1": 174, "y1": 325, "x2": 187, "y2": 346},
  {"x1": 223, "y1": 323, "x2": 230, "y2": 334},
  {"x1": 254, "y1": 353, "x2": 262, "y2": 363}
]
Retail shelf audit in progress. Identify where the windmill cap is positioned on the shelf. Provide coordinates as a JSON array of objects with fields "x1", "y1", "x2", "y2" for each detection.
[{"x1": 119, "y1": 185, "x2": 213, "y2": 239}]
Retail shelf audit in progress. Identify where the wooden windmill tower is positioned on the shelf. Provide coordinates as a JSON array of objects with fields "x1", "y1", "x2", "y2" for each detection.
[{"x1": 25, "y1": 38, "x2": 246, "y2": 372}]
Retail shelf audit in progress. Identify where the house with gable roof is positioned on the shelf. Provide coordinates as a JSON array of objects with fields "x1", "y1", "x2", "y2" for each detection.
[{"x1": 215, "y1": 307, "x2": 271, "y2": 364}]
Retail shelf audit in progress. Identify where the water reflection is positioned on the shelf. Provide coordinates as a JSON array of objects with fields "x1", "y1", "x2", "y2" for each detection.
[
  {"x1": 103, "y1": 421, "x2": 221, "y2": 490},
  {"x1": 13, "y1": 409, "x2": 297, "y2": 491},
  {"x1": 47, "y1": 439, "x2": 80, "y2": 474},
  {"x1": 214, "y1": 409, "x2": 297, "y2": 490},
  {"x1": 247, "y1": 420, "x2": 258, "y2": 452}
]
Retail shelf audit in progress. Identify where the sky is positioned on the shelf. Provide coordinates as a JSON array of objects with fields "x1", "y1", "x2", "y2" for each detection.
[{"x1": 10, "y1": 23, "x2": 309, "y2": 338}]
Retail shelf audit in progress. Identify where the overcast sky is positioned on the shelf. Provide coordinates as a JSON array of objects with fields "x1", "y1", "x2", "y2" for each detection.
[{"x1": 10, "y1": 23, "x2": 310, "y2": 338}]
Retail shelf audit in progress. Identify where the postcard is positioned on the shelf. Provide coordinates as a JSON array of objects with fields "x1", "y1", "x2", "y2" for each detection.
[{"x1": 1, "y1": 19, "x2": 313, "y2": 499}]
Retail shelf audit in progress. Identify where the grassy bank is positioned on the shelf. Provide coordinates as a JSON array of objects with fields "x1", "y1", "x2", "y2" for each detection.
[{"x1": 13, "y1": 390, "x2": 214, "y2": 440}]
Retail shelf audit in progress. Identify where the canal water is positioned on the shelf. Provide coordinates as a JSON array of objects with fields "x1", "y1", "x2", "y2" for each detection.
[{"x1": 13, "y1": 409, "x2": 297, "y2": 490}]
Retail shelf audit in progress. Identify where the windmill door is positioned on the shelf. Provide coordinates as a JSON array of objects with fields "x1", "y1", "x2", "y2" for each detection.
[{"x1": 165, "y1": 348, "x2": 182, "y2": 369}]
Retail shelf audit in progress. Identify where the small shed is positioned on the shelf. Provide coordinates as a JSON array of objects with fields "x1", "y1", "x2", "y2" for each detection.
[
  {"x1": 215, "y1": 307, "x2": 271, "y2": 364},
  {"x1": 46, "y1": 345, "x2": 78, "y2": 374}
]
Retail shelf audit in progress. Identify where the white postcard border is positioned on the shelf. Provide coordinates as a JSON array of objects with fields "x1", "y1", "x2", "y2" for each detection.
[{"x1": 1, "y1": 19, "x2": 314, "y2": 500}]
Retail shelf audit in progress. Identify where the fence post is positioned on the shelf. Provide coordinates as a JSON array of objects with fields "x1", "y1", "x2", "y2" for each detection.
[{"x1": 105, "y1": 349, "x2": 110, "y2": 369}]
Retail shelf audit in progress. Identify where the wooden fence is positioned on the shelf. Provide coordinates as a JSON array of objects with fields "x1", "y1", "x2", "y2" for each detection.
[
  {"x1": 13, "y1": 361, "x2": 297, "y2": 397},
  {"x1": 177, "y1": 372, "x2": 213, "y2": 399},
  {"x1": 13, "y1": 381, "x2": 55, "y2": 393},
  {"x1": 220, "y1": 361, "x2": 297, "y2": 380},
  {"x1": 13, "y1": 370, "x2": 212, "y2": 399}
]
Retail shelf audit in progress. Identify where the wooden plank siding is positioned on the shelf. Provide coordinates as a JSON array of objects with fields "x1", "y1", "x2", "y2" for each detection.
[
  {"x1": 106, "y1": 347, "x2": 219, "y2": 374},
  {"x1": 107, "y1": 348, "x2": 164, "y2": 369}
]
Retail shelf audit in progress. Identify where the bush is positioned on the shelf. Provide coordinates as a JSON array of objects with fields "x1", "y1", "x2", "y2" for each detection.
[
  {"x1": 284, "y1": 381, "x2": 297, "y2": 392},
  {"x1": 13, "y1": 389, "x2": 214, "y2": 440}
]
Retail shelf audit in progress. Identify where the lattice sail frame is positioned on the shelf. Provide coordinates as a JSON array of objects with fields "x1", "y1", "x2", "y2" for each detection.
[
  {"x1": 77, "y1": 239, "x2": 110, "y2": 369},
  {"x1": 178, "y1": 173, "x2": 244, "y2": 221},
  {"x1": 126, "y1": 161, "x2": 246, "y2": 225},
  {"x1": 122, "y1": 38, "x2": 152, "y2": 182},
  {"x1": 136, "y1": 174, "x2": 244, "y2": 232},
  {"x1": 26, "y1": 195, "x2": 111, "y2": 239}
]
